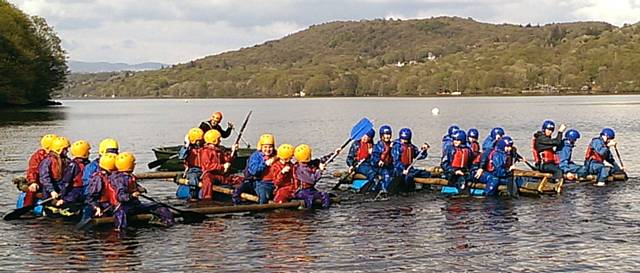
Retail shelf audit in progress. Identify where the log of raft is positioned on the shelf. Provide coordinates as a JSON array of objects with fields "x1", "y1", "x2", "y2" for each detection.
[
  {"x1": 135, "y1": 171, "x2": 182, "y2": 180},
  {"x1": 89, "y1": 201, "x2": 310, "y2": 225}
]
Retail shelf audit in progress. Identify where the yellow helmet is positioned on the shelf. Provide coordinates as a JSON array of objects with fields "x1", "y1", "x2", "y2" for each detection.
[
  {"x1": 188, "y1": 128, "x2": 204, "y2": 144},
  {"x1": 258, "y1": 134, "x2": 275, "y2": 147},
  {"x1": 40, "y1": 134, "x2": 58, "y2": 152},
  {"x1": 294, "y1": 144, "x2": 312, "y2": 163},
  {"x1": 277, "y1": 144, "x2": 295, "y2": 161},
  {"x1": 204, "y1": 130, "x2": 222, "y2": 145},
  {"x1": 211, "y1": 111, "x2": 223, "y2": 122},
  {"x1": 115, "y1": 152, "x2": 136, "y2": 172},
  {"x1": 98, "y1": 138, "x2": 119, "y2": 156},
  {"x1": 50, "y1": 137, "x2": 71, "y2": 155},
  {"x1": 99, "y1": 153, "x2": 117, "y2": 171},
  {"x1": 70, "y1": 140, "x2": 91, "y2": 159}
]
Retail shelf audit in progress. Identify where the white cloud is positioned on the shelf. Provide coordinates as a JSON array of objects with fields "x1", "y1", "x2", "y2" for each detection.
[{"x1": 8, "y1": 0, "x2": 640, "y2": 64}]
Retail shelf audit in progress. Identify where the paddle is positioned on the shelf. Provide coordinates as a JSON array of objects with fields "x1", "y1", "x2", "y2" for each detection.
[
  {"x1": 323, "y1": 117, "x2": 374, "y2": 165},
  {"x1": 614, "y1": 146, "x2": 625, "y2": 169},
  {"x1": 232, "y1": 127, "x2": 251, "y2": 148},
  {"x1": 3, "y1": 197, "x2": 54, "y2": 221},
  {"x1": 231, "y1": 110, "x2": 253, "y2": 156},
  {"x1": 148, "y1": 154, "x2": 178, "y2": 169},
  {"x1": 139, "y1": 194, "x2": 207, "y2": 224},
  {"x1": 332, "y1": 158, "x2": 366, "y2": 191},
  {"x1": 507, "y1": 156, "x2": 519, "y2": 198},
  {"x1": 75, "y1": 204, "x2": 119, "y2": 230}
]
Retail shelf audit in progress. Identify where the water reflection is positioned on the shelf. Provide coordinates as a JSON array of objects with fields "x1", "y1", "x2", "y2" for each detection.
[{"x1": 0, "y1": 106, "x2": 67, "y2": 126}]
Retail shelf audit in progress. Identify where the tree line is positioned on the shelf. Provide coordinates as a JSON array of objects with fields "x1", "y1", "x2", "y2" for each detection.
[{"x1": 1, "y1": 0, "x2": 67, "y2": 107}]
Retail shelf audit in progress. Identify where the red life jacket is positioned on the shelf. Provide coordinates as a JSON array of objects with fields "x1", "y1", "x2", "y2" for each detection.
[
  {"x1": 471, "y1": 142, "x2": 482, "y2": 165},
  {"x1": 400, "y1": 143, "x2": 414, "y2": 166},
  {"x1": 26, "y1": 149, "x2": 47, "y2": 183},
  {"x1": 356, "y1": 140, "x2": 372, "y2": 161},
  {"x1": 127, "y1": 174, "x2": 138, "y2": 194},
  {"x1": 451, "y1": 147, "x2": 471, "y2": 169},
  {"x1": 97, "y1": 172, "x2": 119, "y2": 206},
  {"x1": 260, "y1": 155, "x2": 276, "y2": 181},
  {"x1": 185, "y1": 145, "x2": 202, "y2": 168},
  {"x1": 531, "y1": 137, "x2": 558, "y2": 164},
  {"x1": 72, "y1": 158, "x2": 87, "y2": 188},
  {"x1": 585, "y1": 139, "x2": 604, "y2": 162},
  {"x1": 45, "y1": 153, "x2": 64, "y2": 182},
  {"x1": 380, "y1": 141, "x2": 393, "y2": 165},
  {"x1": 485, "y1": 150, "x2": 497, "y2": 172}
]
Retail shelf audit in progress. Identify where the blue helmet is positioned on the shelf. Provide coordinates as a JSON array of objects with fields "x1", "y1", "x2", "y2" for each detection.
[
  {"x1": 496, "y1": 137, "x2": 513, "y2": 151},
  {"x1": 447, "y1": 125, "x2": 460, "y2": 137},
  {"x1": 399, "y1": 128, "x2": 412, "y2": 141},
  {"x1": 490, "y1": 127, "x2": 505, "y2": 139},
  {"x1": 600, "y1": 128, "x2": 615, "y2": 139},
  {"x1": 365, "y1": 128, "x2": 375, "y2": 139},
  {"x1": 565, "y1": 129, "x2": 581, "y2": 142},
  {"x1": 467, "y1": 128, "x2": 479, "y2": 139},
  {"x1": 452, "y1": 130, "x2": 467, "y2": 144},
  {"x1": 502, "y1": 136, "x2": 514, "y2": 146},
  {"x1": 379, "y1": 125, "x2": 392, "y2": 136},
  {"x1": 542, "y1": 120, "x2": 556, "y2": 131}
]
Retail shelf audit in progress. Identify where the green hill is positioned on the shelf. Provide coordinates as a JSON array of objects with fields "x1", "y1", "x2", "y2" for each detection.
[{"x1": 64, "y1": 17, "x2": 640, "y2": 98}]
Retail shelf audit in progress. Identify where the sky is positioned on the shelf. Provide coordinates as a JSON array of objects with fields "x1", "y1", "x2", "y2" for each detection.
[{"x1": 9, "y1": 0, "x2": 640, "y2": 64}]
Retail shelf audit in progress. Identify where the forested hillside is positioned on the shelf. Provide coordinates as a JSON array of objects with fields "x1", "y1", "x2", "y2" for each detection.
[
  {"x1": 65, "y1": 17, "x2": 640, "y2": 98},
  {"x1": 0, "y1": 0, "x2": 67, "y2": 106}
]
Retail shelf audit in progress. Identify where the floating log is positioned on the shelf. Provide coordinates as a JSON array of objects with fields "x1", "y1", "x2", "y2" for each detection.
[{"x1": 135, "y1": 171, "x2": 182, "y2": 180}]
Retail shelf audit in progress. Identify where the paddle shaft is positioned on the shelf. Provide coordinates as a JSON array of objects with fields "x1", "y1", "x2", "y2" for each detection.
[
  {"x1": 232, "y1": 127, "x2": 251, "y2": 147},
  {"x1": 140, "y1": 194, "x2": 188, "y2": 214},
  {"x1": 324, "y1": 138, "x2": 352, "y2": 165},
  {"x1": 3, "y1": 197, "x2": 54, "y2": 220},
  {"x1": 332, "y1": 158, "x2": 365, "y2": 190},
  {"x1": 614, "y1": 146, "x2": 625, "y2": 169},
  {"x1": 233, "y1": 110, "x2": 252, "y2": 151}
]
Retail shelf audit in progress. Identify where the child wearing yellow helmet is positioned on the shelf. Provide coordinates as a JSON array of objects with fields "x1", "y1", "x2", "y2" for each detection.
[
  {"x1": 107, "y1": 152, "x2": 174, "y2": 230},
  {"x1": 81, "y1": 153, "x2": 118, "y2": 223},
  {"x1": 83, "y1": 138, "x2": 119, "y2": 197},
  {"x1": 23, "y1": 134, "x2": 58, "y2": 207},
  {"x1": 271, "y1": 144, "x2": 298, "y2": 204},
  {"x1": 39, "y1": 136, "x2": 71, "y2": 201},
  {"x1": 293, "y1": 144, "x2": 334, "y2": 209},
  {"x1": 56, "y1": 140, "x2": 92, "y2": 206},
  {"x1": 242, "y1": 133, "x2": 278, "y2": 204},
  {"x1": 176, "y1": 128, "x2": 206, "y2": 200},
  {"x1": 198, "y1": 130, "x2": 239, "y2": 200}
]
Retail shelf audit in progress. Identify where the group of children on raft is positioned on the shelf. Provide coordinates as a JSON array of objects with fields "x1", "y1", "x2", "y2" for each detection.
[
  {"x1": 20, "y1": 135, "x2": 174, "y2": 230},
  {"x1": 15, "y1": 111, "x2": 626, "y2": 230}
]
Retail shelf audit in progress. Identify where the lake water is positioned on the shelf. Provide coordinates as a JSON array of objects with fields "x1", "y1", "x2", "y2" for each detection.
[{"x1": 0, "y1": 96, "x2": 638, "y2": 272}]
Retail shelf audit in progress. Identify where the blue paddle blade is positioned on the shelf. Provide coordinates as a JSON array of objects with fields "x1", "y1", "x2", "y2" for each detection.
[{"x1": 349, "y1": 117, "x2": 374, "y2": 140}]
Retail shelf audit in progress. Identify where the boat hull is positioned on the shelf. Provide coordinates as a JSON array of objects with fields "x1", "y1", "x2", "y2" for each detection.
[{"x1": 152, "y1": 145, "x2": 255, "y2": 171}]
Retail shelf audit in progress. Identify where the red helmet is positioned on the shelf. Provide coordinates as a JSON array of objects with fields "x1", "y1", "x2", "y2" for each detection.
[{"x1": 211, "y1": 112, "x2": 223, "y2": 122}]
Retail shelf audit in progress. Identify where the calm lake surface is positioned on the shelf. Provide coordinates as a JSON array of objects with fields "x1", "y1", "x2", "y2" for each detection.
[{"x1": 0, "y1": 96, "x2": 638, "y2": 272}]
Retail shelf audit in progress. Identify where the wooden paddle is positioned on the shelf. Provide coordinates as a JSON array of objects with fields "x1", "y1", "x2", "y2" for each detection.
[
  {"x1": 139, "y1": 194, "x2": 207, "y2": 224},
  {"x1": 323, "y1": 117, "x2": 374, "y2": 165},
  {"x1": 3, "y1": 197, "x2": 54, "y2": 221}
]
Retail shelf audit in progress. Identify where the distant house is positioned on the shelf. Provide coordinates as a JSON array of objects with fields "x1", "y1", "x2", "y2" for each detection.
[
  {"x1": 427, "y1": 52, "x2": 437, "y2": 61},
  {"x1": 395, "y1": 61, "x2": 405, "y2": 67}
]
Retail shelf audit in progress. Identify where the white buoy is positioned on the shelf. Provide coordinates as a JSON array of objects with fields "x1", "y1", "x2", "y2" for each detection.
[{"x1": 431, "y1": 107, "x2": 440, "y2": 116}]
